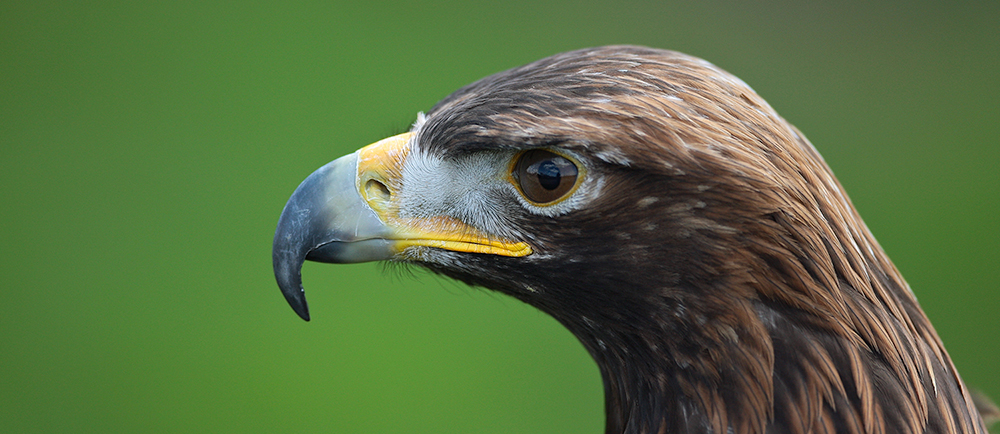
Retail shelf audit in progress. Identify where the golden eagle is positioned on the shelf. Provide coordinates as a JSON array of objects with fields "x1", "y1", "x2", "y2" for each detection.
[{"x1": 273, "y1": 46, "x2": 993, "y2": 434}]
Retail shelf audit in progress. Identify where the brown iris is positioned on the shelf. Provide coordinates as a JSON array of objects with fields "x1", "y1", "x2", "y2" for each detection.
[{"x1": 513, "y1": 150, "x2": 579, "y2": 204}]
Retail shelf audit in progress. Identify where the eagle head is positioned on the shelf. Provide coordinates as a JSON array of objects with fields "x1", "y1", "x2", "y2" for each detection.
[{"x1": 272, "y1": 46, "x2": 991, "y2": 434}]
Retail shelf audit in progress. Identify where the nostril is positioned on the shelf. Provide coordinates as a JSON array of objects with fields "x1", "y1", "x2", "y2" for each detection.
[{"x1": 365, "y1": 179, "x2": 391, "y2": 202}]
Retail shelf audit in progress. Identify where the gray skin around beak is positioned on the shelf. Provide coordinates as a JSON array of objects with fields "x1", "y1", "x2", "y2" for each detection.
[{"x1": 272, "y1": 152, "x2": 395, "y2": 321}]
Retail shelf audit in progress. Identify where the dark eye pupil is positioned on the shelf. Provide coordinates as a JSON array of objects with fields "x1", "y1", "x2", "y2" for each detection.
[{"x1": 536, "y1": 161, "x2": 562, "y2": 190}]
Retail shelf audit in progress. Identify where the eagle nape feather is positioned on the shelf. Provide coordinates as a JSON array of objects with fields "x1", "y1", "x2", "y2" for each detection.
[{"x1": 272, "y1": 45, "x2": 993, "y2": 434}]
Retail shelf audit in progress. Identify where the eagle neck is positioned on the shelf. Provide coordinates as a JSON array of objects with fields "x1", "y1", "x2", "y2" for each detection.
[{"x1": 563, "y1": 299, "x2": 774, "y2": 434}]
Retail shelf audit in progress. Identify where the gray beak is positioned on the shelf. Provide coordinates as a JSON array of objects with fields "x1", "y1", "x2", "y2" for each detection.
[{"x1": 271, "y1": 152, "x2": 394, "y2": 321}]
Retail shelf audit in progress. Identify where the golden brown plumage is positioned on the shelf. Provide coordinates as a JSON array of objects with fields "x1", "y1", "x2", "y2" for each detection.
[{"x1": 273, "y1": 45, "x2": 992, "y2": 434}]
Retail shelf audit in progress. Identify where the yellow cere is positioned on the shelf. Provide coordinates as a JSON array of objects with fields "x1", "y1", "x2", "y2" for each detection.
[
  {"x1": 355, "y1": 132, "x2": 533, "y2": 258},
  {"x1": 357, "y1": 132, "x2": 413, "y2": 212}
]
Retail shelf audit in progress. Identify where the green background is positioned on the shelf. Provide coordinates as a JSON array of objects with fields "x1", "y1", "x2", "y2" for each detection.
[{"x1": 3, "y1": 1, "x2": 997, "y2": 433}]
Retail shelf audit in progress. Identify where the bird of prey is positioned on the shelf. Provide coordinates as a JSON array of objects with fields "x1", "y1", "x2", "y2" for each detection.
[{"x1": 272, "y1": 46, "x2": 993, "y2": 434}]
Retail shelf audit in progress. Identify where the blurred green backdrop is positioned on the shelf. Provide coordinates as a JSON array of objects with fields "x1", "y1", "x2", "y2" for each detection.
[{"x1": 2, "y1": 1, "x2": 997, "y2": 433}]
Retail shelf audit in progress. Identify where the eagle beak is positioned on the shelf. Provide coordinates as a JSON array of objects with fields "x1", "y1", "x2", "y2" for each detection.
[
  {"x1": 271, "y1": 136, "x2": 400, "y2": 321},
  {"x1": 273, "y1": 132, "x2": 531, "y2": 321}
]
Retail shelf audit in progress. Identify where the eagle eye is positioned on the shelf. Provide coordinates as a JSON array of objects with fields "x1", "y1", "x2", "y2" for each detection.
[{"x1": 513, "y1": 149, "x2": 579, "y2": 204}]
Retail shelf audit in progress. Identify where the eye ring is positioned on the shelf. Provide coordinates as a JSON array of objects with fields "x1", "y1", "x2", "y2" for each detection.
[{"x1": 511, "y1": 149, "x2": 582, "y2": 205}]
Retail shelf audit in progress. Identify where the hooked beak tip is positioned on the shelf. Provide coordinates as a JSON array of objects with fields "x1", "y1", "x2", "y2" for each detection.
[{"x1": 273, "y1": 245, "x2": 312, "y2": 321}]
